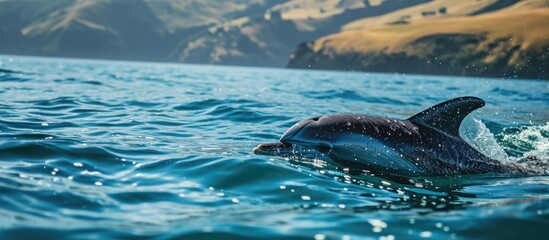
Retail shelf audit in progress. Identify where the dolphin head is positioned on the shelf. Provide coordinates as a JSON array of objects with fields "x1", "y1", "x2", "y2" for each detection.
[
  {"x1": 280, "y1": 115, "x2": 349, "y2": 147},
  {"x1": 253, "y1": 115, "x2": 359, "y2": 156},
  {"x1": 253, "y1": 116, "x2": 324, "y2": 157}
]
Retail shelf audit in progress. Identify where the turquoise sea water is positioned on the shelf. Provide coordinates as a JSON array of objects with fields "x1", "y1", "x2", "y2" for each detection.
[{"x1": 0, "y1": 56, "x2": 548, "y2": 239}]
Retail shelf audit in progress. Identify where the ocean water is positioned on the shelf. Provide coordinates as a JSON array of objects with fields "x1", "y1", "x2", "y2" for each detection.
[{"x1": 0, "y1": 56, "x2": 548, "y2": 239}]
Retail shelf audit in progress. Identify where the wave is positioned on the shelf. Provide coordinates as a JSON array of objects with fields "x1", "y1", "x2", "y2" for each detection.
[
  {"x1": 173, "y1": 98, "x2": 287, "y2": 124},
  {"x1": 461, "y1": 117, "x2": 549, "y2": 173},
  {"x1": 300, "y1": 89, "x2": 411, "y2": 105}
]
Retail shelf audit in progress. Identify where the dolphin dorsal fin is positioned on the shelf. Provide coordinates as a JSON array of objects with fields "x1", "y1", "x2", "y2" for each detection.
[{"x1": 407, "y1": 96, "x2": 485, "y2": 138}]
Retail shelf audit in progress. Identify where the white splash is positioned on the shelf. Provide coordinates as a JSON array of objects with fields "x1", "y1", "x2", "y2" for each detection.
[
  {"x1": 501, "y1": 122, "x2": 549, "y2": 159},
  {"x1": 461, "y1": 117, "x2": 549, "y2": 173},
  {"x1": 460, "y1": 116, "x2": 510, "y2": 163}
]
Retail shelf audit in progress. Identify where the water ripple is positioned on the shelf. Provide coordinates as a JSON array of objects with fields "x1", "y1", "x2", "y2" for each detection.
[{"x1": 0, "y1": 56, "x2": 547, "y2": 239}]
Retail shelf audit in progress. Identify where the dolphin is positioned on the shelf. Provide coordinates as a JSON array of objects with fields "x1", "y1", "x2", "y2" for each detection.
[{"x1": 253, "y1": 96, "x2": 524, "y2": 176}]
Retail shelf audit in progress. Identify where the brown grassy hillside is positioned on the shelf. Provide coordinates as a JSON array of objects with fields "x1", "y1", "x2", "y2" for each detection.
[
  {"x1": 342, "y1": 0, "x2": 502, "y2": 31},
  {"x1": 288, "y1": 1, "x2": 549, "y2": 79}
]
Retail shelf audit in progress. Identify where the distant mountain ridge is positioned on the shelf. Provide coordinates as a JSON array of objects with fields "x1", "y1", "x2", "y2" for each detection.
[
  {"x1": 1, "y1": 0, "x2": 547, "y2": 79},
  {"x1": 0, "y1": 0, "x2": 430, "y2": 65},
  {"x1": 176, "y1": 0, "x2": 432, "y2": 66},
  {"x1": 0, "y1": 0, "x2": 283, "y2": 61}
]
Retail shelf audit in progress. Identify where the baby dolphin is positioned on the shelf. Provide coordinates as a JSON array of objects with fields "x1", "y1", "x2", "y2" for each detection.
[{"x1": 254, "y1": 96, "x2": 523, "y2": 176}]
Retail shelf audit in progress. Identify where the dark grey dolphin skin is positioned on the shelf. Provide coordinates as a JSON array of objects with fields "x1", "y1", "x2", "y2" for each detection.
[{"x1": 254, "y1": 96, "x2": 524, "y2": 176}]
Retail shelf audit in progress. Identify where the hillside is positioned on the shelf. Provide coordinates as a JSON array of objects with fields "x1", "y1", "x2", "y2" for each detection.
[
  {"x1": 1, "y1": 0, "x2": 547, "y2": 79},
  {"x1": 0, "y1": 0, "x2": 432, "y2": 66},
  {"x1": 0, "y1": 0, "x2": 283, "y2": 61},
  {"x1": 176, "y1": 0, "x2": 430, "y2": 66},
  {"x1": 288, "y1": 0, "x2": 549, "y2": 79},
  {"x1": 146, "y1": 0, "x2": 283, "y2": 32},
  {"x1": 342, "y1": 0, "x2": 507, "y2": 31},
  {"x1": 18, "y1": 0, "x2": 168, "y2": 60}
]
